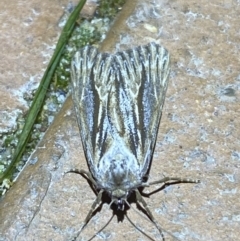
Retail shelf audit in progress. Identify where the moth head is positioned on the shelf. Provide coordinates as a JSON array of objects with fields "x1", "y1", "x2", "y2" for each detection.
[{"x1": 110, "y1": 188, "x2": 129, "y2": 211}]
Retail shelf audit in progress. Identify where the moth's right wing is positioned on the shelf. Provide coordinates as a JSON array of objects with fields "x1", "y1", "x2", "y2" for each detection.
[{"x1": 108, "y1": 43, "x2": 170, "y2": 176}]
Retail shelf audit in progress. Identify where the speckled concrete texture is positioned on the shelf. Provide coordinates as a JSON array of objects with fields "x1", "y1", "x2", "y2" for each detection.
[
  {"x1": 0, "y1": 0, "x2": 240, "y2": 240},
  {"x1": 0, "y1": 0, "x2": 79, "y2": 133}
]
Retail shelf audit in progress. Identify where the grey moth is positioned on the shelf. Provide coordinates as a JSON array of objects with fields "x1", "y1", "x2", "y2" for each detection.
[{"x1": 68, "y1": 42, "x2": 199, "y2": 240}]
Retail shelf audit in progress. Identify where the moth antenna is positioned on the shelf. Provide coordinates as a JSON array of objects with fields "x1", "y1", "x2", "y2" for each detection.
[
  {"x1": 87, "y1": 214, "x2": 114, "y2": 241},
  {"x1": 135, "y1": 189, "x2": 165, "y2": 240},
  {"x1": 130, "y1": 200, "x2": 183, "y2": 241},
  {"x1": 125, "y1": 213, "x2": 156, "y2": 241},
  {"x1": 72, "y1": 189, "x2": 104, "y2": 240},
  {"x1": 65, "y1": 169, "x2": 105, "y2": 240}
]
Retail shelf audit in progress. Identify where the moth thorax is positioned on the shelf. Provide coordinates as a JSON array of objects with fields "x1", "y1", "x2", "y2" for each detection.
[
  {"x1": 112, "y1": 188, "x2": 127, "y2": 199},
  {"x1": 110, "y1": 154, "x2": 128, "y2": 185}
]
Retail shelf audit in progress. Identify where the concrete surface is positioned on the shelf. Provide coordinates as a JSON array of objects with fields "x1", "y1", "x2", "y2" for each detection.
[{"x1": 0, "y1": 0, "x2": 240, "y2": 240}]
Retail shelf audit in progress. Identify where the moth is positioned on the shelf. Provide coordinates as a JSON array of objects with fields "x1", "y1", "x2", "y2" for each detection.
[{"x1": 68, "y1": 42, "x2": 199, "y2": 240}]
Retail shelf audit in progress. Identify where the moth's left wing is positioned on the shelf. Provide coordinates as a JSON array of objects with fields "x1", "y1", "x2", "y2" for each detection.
[
  {"x1": 108, "y1": 42, "x2": 170, "y2": 175},
  {"x1": 71, "y1": 46, "x2": 115, "y2": 176}
]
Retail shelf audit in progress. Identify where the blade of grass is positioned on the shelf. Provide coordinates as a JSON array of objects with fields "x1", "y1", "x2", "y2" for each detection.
[{"x1": 0, "y1": 0, "x2": 87, "y2": 183}]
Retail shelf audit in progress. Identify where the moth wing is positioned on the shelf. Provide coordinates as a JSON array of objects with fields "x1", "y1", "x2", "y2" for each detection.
[
  {"x1": 109, "y1": 42, "x2": 170, "y2": 175},
  {"x1": 71, "y1": 46, "x2": 115, "y2": 175}
]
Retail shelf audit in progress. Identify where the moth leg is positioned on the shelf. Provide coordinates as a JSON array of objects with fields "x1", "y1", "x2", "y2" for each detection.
[
  {"x1": 135, "y1": 189, "x2": 165, "y2": 241},
  {"x1": 148, "y1": 177, "x2": 200, "y2": 186},
  {"x1": 73, "y1": 189, "x2": 104, "y2": 241},
  {"x1": 65, "y1": 169, "x2": 97, "y2": 187},
  {"x1": 65, "y1": 169, "x2": 103, "y2": 240}
]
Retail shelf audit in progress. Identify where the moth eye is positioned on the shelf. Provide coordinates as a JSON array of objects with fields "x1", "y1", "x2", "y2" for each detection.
[{"x1": 117, "y1": 199, "x2": 125, "y2": 211}]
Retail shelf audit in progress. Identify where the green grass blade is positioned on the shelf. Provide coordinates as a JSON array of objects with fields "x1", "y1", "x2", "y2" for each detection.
[{"x1": 0, "y1": 0, "x2": 87, "y2": 183}]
